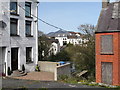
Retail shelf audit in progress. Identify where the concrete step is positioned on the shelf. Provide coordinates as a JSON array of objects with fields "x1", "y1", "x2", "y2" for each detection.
[{"x1": 10, "y1": 70, "x2": 27, "y2": 77}]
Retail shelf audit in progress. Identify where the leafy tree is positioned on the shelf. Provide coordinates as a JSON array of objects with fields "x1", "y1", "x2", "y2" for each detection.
[
  {"x1": 62, "y1": 24, "x2": 95, "y2": 79},
  {"x1": 38, "y1": 31, "x2": 52, "y2": 61},
  {"x1": 71, "y1": 24, "x2": 95, "y2": 78}
]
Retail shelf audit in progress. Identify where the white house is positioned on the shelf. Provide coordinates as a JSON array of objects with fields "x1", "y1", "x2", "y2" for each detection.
[
  {"x1": 55, "y1": 32, "x2": 87, "y2": 47},
  {"x1": 49, "y1": 39, "x2": 60, "y2": 56},
  {"x1": 55, "y1": 36, "x2": 67, "y2": 47},
  {"x1": 0, "y1": 0, "x2": 38, "y2": 76}
]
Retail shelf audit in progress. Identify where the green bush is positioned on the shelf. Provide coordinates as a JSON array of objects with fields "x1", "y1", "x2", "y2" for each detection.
[
  {"x1": 35, "y1": 64, "x2": 40, "y2": 72},
  {"x1": 58, "y1": 75, "x2": 78, "y2": 84},
  {"x1": 22, "y1": 64, "x2": 25, "y2": 72},
  {"x1": 58, "y1": 75, "x2": 68, "y2": 81},
  {"x1": 7, "y1": 67, "x2": 11, "y2": 75}
]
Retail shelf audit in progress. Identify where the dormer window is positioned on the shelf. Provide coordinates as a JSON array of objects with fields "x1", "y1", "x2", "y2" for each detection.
[
  {"x1": 25, "y1": 2, "x2": 31, "y2": 17},
  {"x1": 10, "y1": 1, "x2": 17, "y2": 14}
]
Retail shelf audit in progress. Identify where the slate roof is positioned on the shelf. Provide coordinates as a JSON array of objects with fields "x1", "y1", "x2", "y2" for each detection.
[{"x1": 96, "y1": 2, "x2": 120, "y2": 33}]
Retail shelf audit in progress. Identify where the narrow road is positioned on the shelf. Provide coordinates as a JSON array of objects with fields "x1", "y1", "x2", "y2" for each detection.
[{"x1": 2, "y1": 78, "x2": 103, "y2": 89}]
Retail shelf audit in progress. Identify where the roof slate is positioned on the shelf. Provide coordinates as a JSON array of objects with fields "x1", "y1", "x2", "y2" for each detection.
[{"x1": 96, "y1": 2, "x2": 120, "y2": 33}]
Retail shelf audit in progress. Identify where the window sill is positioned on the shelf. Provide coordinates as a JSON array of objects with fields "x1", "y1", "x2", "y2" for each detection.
[
  {"x1": 100, "y1": 52, "x2": 114, "y2": 55},
  {"x1": 26, "y1": 61, "x2": 34, "y2": 64},
  {"x1": 26, "y1": 35, "x2": 33, "y2": 37},
  {"x1": 10, "y1": 13, "x2": 19, "y2": 16},
  {"x1": 10, "y1": 35, "x2": 20, "y2": 37},
  {"x1": 25, "y1": 16, "x2": 33, "y2": 19}
]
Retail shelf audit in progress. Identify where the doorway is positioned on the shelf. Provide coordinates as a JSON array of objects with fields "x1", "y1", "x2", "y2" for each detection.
[
  {"x1": 11, "y1": 48, "x2": 18, "y2": 71},
  {"x1": 102, "y1": 62, "x2": 113, "y2": 84}
]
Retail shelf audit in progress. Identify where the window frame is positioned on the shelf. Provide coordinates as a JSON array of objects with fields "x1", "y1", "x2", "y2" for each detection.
[
  {"x1": 100, "y1": 35, "x2": 114, "y2": 55},
  {"x1": 25, "y1": 20, "x2": 32, "y2": 37},
  {"x1": 10, "y1": 18, "x2": 18, "y2": 36},
  {"x1": 10, "y1": 1, "x2": 18, "y2": 15},
  {"x1": 25, "y1": 2, "x2": 32, "y2": 17},
  {"x1": 26, "y1": 47, "x2": 33, "y2": 64}
]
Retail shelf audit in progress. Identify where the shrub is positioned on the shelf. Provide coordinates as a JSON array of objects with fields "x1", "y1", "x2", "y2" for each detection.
[
  {"x1": 35, "y1": 64, "x2": 40, "y2": 72},
  {"x1": 7, "y1": 67, "x2": 11, "y2": 75},
  {"x1": 58, "y1": 75, "x2": 69, "y2": 81},
  {"x1": 22, "y1": 64, "x2": 25, "y2": 72}
]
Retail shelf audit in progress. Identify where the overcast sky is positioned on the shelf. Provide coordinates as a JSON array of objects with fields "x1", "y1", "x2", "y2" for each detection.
[{"x1": 38, "y1": 2, "x2": 102, "y2": 34}]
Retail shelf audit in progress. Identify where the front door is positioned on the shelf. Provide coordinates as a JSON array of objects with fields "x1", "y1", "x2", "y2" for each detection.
[
  {"x1": 11, "y1": 48, "x2": 18, "y2": 71},
  {"x1": 102, "y1": 62, "x2": 113, "y2": 85}
]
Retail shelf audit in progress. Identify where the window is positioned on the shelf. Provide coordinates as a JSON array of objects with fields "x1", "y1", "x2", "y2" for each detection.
[
  {"x1": 25, "y1": 21, "x2": 31, "y2": 36},
  {"x1": 25, "y1": 2, "x2": 31, "y2": 17},
  {"x1": 101, "y1": 35, "x2": 113, "y2": 54},
  {"x1": 10, "y1": 1, "x2": 17, "y2": 14},
  {"x1": 63, "y1": 41, "x2": 67, "y2": 45},
  {"x1": 26, "y1": 47, "x2": 32, "y2": 64},
  {"x1": 10, "y1": 18, "x2": 18, "y2": 36}
]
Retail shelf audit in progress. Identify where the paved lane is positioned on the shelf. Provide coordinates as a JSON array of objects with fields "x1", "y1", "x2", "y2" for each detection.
[{"x1": 2, "y1": 78, "x2": 103, "y2": 89}]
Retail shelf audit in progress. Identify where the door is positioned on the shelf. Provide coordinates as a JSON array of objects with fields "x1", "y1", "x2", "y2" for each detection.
[
  {"x1": 102, "y1": 62, "x2": 113, "y2": 84},
  {"x1": 11, "y1": 48, "x2": 18, "y2": 71}
]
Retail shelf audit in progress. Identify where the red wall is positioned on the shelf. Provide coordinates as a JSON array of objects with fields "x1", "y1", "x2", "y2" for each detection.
[{"x1": 96, "y1": 32, "x2": 120, "y2": 85}]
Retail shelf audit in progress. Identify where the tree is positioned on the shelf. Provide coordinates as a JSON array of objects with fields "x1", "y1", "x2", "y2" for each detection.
[
  {"x1": 38, "y1": 32, "x2": 52, "y2": 61},
  {"x1": 48, "y1": 49, "x2": 70, "y2": 62},
  {"x1": 74, "y1": 24, "x2": 95, "y2": 78},
  {"x1": 78, "y1": 24, "x2": 95, "y2": 36},
  {"x1": 64, "y1": 24, "x2": 96, "y2": 79}
]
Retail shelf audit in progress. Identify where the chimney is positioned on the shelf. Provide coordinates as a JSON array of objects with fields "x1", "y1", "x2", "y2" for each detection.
[{"x1": 102, "y1": 0, "x2": 109, "y2": 8}]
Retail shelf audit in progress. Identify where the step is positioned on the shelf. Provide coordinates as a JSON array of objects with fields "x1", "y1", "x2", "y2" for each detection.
[{"x1": 10, "y1": 70, "x2": 27, "y2": 77}]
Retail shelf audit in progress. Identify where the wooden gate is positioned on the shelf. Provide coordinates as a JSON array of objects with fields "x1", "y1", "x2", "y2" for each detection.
[{"x1": 102, "y1": 62, "x2": 113, "y2": 84}]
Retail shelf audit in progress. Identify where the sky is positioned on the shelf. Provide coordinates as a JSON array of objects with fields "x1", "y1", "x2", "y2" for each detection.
[{"x1": 38, "y1": 2, "x2": 102, "y2": 34}]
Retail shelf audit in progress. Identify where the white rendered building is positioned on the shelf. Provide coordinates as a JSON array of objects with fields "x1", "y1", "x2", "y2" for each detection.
[
  {"x1": 55, "y1": 32, "x2": 87, "y2": 47},
  {"x1": 0, "y1": 0, "x2": 38, "y2": 75},
  {"x1": 49, "y1": 41, "x2": 60, "y2": 56}
]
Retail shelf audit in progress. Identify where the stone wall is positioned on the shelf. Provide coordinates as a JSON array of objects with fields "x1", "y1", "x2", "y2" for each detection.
[
  {"x1": 38, "y1": 61, "x2": 71, "y2": 81},
  {"x1": 57, "y1": 63, "x2": 71, "y2": 77}
]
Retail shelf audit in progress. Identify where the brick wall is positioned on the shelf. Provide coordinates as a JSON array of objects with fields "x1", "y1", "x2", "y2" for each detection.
[{"x1": 96, "y1": 32, "x2": 120, "y2": 85}]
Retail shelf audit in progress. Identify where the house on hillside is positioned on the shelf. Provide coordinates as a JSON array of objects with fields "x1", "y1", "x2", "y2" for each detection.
[
  {"x1": 48, "y1": 38, "x2": 60, "y2": 56},
  {"x1": 0, "y1": 0, "x2": 39, "y2": 76},
  {"x1": 55, "y1": 32, "x2": 87, "y2": 47}
]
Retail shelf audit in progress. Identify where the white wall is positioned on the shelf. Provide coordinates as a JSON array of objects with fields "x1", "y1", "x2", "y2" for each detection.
[
  {"x1": 0, "y1": 0, "x2": 38, "y2": 75},
  {"x1": 49, "y1": 42, "x2": 60, "y2": 55},
  {"x1": 55, "y1": 37, "x2": 67, "y2": 47},
  {"x1": 55, "y1": 36, "x2": 84, "y2": 46}
]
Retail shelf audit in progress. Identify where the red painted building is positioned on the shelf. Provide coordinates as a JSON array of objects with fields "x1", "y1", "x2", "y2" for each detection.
[{"x1": 96, "y1": 0, "x2": 120, "y2": 85}]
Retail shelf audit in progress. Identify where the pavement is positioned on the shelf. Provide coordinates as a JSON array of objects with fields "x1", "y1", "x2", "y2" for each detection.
[
  {"x1": 11, "y1": 71, "x2": 54, "y2": 81},
  {"x1": 2, "y1": 78, "x2": 104, "y2": 89}
]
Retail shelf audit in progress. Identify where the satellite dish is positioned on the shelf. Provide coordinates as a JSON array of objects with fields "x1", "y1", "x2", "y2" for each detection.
[{"x1": 0, "y1": 21, "x2": 7, "y2": 29}]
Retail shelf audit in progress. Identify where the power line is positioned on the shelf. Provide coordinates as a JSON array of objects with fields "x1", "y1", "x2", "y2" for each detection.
[{"x1": 18, "y1": 4, "x2": 65, "y2": 30}]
